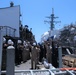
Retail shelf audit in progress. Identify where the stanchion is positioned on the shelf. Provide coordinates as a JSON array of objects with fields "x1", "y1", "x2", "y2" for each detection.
[
  {"x1": 0, "y1": 28, "x2": 3, "y2": 75},
  {"x1": 58, "y1": 46, "x2": 62, "y2": 68}
]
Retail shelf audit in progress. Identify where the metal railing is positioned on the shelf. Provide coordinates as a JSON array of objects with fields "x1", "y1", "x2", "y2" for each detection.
[
  {"x1": 0, "y1": 26, "x2": 16, "y2": 37},
  {"x1": 1, "y1": 69, "x2": 76, "y2": 75}
]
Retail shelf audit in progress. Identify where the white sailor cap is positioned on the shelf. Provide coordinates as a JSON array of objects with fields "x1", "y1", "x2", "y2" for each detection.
[
  {"x1": 23, "y1": 41, "x2": 26, "y2": 44},
  {"x1": 8, "y1": 39, "x2": 13, "y2": 45},
  {"x1": 33, "y1": 43, "x2": 36, "y2": 46},
  {"x1": 17, "y1": 40, "x2": 22, "y2": 44},
  {"x1": 3, "y1": 37, "x2": 6, "y2": 43}
]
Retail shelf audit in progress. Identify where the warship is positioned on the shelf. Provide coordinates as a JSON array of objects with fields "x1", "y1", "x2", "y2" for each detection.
[{"x1": 0, "y1": 2, "x2": 76, "y2": 75}]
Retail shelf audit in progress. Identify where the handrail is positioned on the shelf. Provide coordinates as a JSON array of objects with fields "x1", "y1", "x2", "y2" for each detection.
[
  {"x1": 0, "y1": 26, "x2": 16, "y2": 31},
  {"x1": 1, "y1": 69, "x2": 76, "y2": 75},
  {"x1": 60, "y1": 68, "x2": 76, "y2": 71},
  {"x1": 0, "y1": 26, "x2": 16, "y2": 37}
]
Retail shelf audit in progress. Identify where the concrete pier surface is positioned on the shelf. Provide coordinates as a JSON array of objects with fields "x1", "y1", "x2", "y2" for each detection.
[
  {"x1": 15, "y1": 59, "x2": 31, "y2": 75},
  {"x1": 15, "y1": 60, "x2": 31, "y2": 70}
]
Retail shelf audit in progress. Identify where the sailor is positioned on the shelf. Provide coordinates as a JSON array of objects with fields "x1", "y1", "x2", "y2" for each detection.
[
  {"x1": 3, "y1": 37, "x2": 7, "y2": 49},
  {"x1": 46, "y1": 42, "x2": 52, "y2": 63},
  {"x1": 43, "y1": 42, "x2": 47, "y2": 59},
  {"x1": 39, "y1": 43, "x2": 44, "y2": 62},
  {"x1": 52, "y1": 40, "x2": 58, "y2": 68},
  {"x1": 31, "y1": 42, "x2": 38, "y2": 69},
  {"x1": 3, "y1": 37, "x2": 6, "y2": 43},
  {"x1": 22, "y1": 41, "x2": 27, "y2": 62},
  {"x1": 22, "y1": 41, "x2": 30, "y2": 63},
  {"x1": 2, "y1": 37, "x2": 7, "y2": 70},
  {"x1": 36, "y1": 44, "x2": 40, "y2": 64},
  {"x1": 17, "y1": 40, "x2": 23, "y2": 64},
  {"x1": 15, "y1": 40, "x2": 23, "y2": 65},
  {"x1": 23, "y1": 41, "x2": 26, "y2": 48}
]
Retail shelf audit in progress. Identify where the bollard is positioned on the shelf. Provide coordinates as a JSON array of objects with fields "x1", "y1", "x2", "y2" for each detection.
[
  {"x1": 6, "y1": 46, "x2": 15, "y2": 75},
  {"x1": 58, "y1": 46, "x2": 62, "y2": 68}
]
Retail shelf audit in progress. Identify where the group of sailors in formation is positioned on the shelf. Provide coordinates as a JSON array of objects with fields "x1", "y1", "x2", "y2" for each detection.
[{"x1": 2, "y1": 37, "x2": 59, "y2": 70}]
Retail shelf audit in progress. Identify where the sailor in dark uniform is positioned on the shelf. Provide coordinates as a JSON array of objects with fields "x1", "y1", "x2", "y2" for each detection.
[
  {"x1": 15, "y1": 40, "x2": 23, "y2": 65},
  {"x1": 52, "y1": 40, "x2": 58, "y2": 68},
  {"x1": 39, "y1": 43, "x2": 44, "y2": 62}
]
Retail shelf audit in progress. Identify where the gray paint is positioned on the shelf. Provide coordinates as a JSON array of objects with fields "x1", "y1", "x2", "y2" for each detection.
[
  {"x1": 0, "y1": 29, "x2": 3, "y2": 75},
  {"x1": 58, "y1": 47, "x2": 62, "y2": 68},
  {"x1": 6, "y1": 46, "x2": 15, "y2": 75},
  {"x1": 0, "y1": 6, "x2": 20, "y2": 37}
]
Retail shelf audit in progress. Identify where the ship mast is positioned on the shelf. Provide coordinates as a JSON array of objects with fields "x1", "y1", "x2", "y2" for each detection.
[{"x1": 44, "y1": 8, "x2": 61, "y2": 31}]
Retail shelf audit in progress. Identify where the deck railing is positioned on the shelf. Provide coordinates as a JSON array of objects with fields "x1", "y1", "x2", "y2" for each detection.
[
  {"x1": 0, "y1": 26, "x2": 16, "y2": 37},
  {"x1": 1, "y1": 69, "x2": 76, "y2": 75}
]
